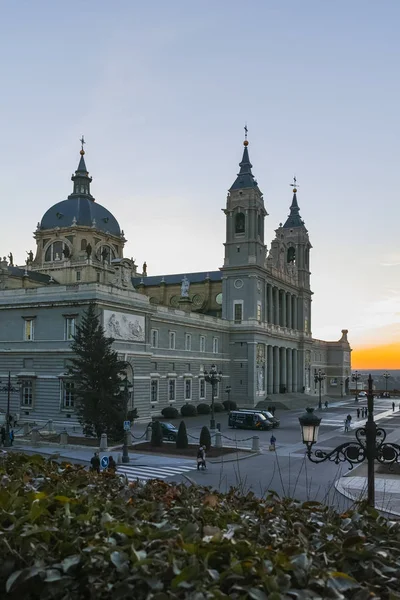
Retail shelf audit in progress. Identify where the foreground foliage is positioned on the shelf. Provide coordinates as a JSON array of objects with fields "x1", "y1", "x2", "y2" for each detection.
[{"x1": 1, "y1": 453, "x2": 400, "y2": 599}]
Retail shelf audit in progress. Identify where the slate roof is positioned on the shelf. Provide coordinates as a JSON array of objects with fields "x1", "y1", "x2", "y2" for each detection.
[
  {"x1": 230, "y1": 145, "x2": 259, "y2": 191},
  {"x1": 40, "y1": 197, "x2": 121, "y2": 235},
  {"x1": 132, "y1": 270, "x2": 222, "y2": 287},
  {"x1": 283, "y1": 192, "x2": 305, "y2": 228},
  {"x1": 8, "y1": 267, "x2": 59, "y2": 284}
]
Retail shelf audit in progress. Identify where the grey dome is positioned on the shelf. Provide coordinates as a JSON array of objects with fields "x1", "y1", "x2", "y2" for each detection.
[{"x1": 40, "y1": 197, "x2": 121, "y2": 236}]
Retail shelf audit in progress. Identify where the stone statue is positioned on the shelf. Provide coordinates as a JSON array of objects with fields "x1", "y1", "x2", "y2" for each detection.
[
  {"x1": 142, "y1": 262, "x2": 147, "y2": 276},
  {"x1": 101, "y1": 247, "x2": 108, "y2": 262},
  {"x1": 62, "y1": 246, "x2": 70, "y2": 259},
  {"x1": 86, "y1": 243, "x2": 92, "y2": 258},
  {"x1": 26, "y1": 250, "x2": 34, "y2": 263},
  {"x1": 8, "y1": 252, "x2": 13, "y2": 266},
  {"x1": 181, "y1": 275, "x2": 190, "y2": 298}
]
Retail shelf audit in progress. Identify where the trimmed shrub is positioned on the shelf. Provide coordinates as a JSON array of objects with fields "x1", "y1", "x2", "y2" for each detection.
[
  {"x1": 150, "y1": 421, "x2": 163, "y2": 447},
  {"x1": 197, "y1": 403, "x2": 211, "y2": 415},
  {"x1": 255, "y1": 399, "x2": 270, "y2": 409},
  {"x1": 199, "y1": 425, "x2": 211, "y2": 451},
  {"x1": 223, "y1": 400, "x2": 237, "y2": 411},
  {"x1": 176, "y1": 420, "x2": 189, "y2": 449},
  {"x1": 180, "y1": 403, "x2": 197, "y2": 417},
  {"x1": 213, "y1": 402, "x2": 224, "y2": 413},
  {"x1": 161, "y1": 406, "x2": 179, "y2": 419}
]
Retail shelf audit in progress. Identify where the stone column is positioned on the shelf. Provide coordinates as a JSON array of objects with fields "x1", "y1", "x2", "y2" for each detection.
[
  {"x1": 287, "y1": 348, "x2": 293, "y2": 392},
  {"x1": 292, "y1": 349, "x2": 298, "y2": 393},
  {"x1": 280, "y1": 347, "x2": 287, "y2": 393},
  {"x1": 292, "y1": 296, "x2": 297, "y2": 329},
  {"x1": 267, "y1": 345, "x2": 273, "y2": 394},
  {"x1": 274, "y1": 287, "x2": 279, "y2": 325},
  {"x1": 282, "y1": 290, "x2": 287, "y2": 327},
  {"x1": 268, "y1": 285, "x2": 273, "y2": 323},
  {"x1": 287, "y1": 294, "x2": 292, "y2": 329},
  {"x1": 273, "y1": 346, "x2": 280, "y2": 393}
]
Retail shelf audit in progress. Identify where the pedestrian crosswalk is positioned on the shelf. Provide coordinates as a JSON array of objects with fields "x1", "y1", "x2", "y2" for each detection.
[{"x1": 116, "y1": 463, "x2": 195, "y2": 484}]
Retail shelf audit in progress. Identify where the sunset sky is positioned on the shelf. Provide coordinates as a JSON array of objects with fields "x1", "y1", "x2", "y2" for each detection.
[{"x1": 0, "y1": 1, "x2": 399, "y2": 368}]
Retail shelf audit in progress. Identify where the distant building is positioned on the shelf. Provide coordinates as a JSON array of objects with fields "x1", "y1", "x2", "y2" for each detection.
[{"x1": 0, "y1": 135, "x2": 351, "y2": 424}]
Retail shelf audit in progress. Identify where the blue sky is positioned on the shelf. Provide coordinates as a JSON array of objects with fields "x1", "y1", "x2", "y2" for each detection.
[{"x1": 1, "y1": 1, "x2": 399, "y2": 352}]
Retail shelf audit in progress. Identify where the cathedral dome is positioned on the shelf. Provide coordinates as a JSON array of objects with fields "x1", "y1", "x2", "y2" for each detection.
[
  {"x1": 39, "y1": 141, "x2": 121, "y2": 237},
  {"x1": 40, "y1": 197, "x2": 121, "y2": 236}
]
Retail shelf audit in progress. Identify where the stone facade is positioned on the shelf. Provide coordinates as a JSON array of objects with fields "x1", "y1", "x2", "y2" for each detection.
[{"x1": 0, "y1": 138, "x2": 351, "y2": 425}]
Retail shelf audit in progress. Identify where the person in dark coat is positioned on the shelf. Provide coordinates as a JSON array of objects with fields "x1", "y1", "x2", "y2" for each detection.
[
  {"x1": 0, "y1": 426, "x2": 5, "y2": 447},
  {"x1": 271, "y1": 406, "x2": 276, "y2": 416},
  {"x1": 90, "y1": 451, "x2": 100, "y2": 474},
  {"x1": 392, "y1": 402, "x2": 395, "y2": 411},
  {"x1": 357, "y1": 408, "x2": 360, "y2": 419},
  {"x1": 9, "y1": 430, "x2": 14, "y2": 446},
  {"x1": 108, "y1": 456, "x2": 117, "y2": 472}
]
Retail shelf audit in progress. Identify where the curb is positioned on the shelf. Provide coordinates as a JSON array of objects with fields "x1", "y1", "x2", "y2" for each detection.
[
  {"x1": 334, "y1": 477, "x2": 400, "y2": 517},
  {"x1": 209, "y1": 451, "x2": 260, "y2": 464}
]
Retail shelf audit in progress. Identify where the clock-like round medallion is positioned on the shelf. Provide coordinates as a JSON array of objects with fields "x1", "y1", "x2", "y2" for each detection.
[
  {"x1": 215, "y1": 293, "x2": 223, "y2": 305},
  {"x1": 234, "y1": 279, "x2": 243, "y2": 289}
]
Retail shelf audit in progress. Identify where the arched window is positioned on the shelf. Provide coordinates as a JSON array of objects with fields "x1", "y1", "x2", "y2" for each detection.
[
  {"x1": 235, "y1": 212, "x2": 245, "y2": 234},
  {"x1": 81, "y1": 239, "x2": 87, "y2": 251},
  {"x1": 96, "y1": 244, "x2": 116, "y2": 264},
  {"x1": 44, "y1": 241, "x2": 65, "y2": 262},
  {"x1": 305, "y1": 248, "x2": 310, "y2": 268},
  {"x1": 257, "y1": 214, "x2": 263, "y2": 238},
  {"x1": 287, "y1": 247, "x2": 296, "y2": 265}
]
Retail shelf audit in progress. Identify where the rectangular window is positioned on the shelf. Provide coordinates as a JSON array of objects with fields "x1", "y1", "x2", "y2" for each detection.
[
  {"x1": 62, "y1": 381, "x2": 75, "y2": 409},
  {"x1": 24, "y1": 318, "x2": 35, "y2": 341},
  {"x1": 96, "y1": 272, "x2": 101, "y2": 282},
  {"x1": 185, "y1": 379, "x2": 192, "y2": 400},
  {"x1": 151, "y1": 329, "x2": 159, "y2": 348},
  {"x1": 169, "y1": 331, "x2": 176, "y2": 350},
  {"x1": 234, "y1": 302, "x2": 243, "y2": 324},
  {"x1": 151, "y1": 379, "x2": 158, "y2": 403},
  {"x1": 214, "y1": 381, "x2": 220, "y2": 399},
  {"x1": 65, "y1": 317, "x2": 76, "y2": 340},
  {"x1": 257, "y1": 301, "x2": 262, "y2": 323},
  {"x1": 185, "y1": 333, "x2": 192, "y2": 351},
  {"x1": 168, "y1": 379, "x2": 176, "y2": 401},
  {"x1": 199, "y1": 377, "x2": 205, "y2": 399},
  {"x1": 21, "y1": 380, "x2": 33, "y2": 407},
  {"x1": 76, "y1": 271, "x2": 81, "y2": 281},
  {"x1": 212, "y1": 337, "x2": 219, "y2": 354},
  {"x1": 200, "y1": 335, "x2": 206, "y2": 352}
]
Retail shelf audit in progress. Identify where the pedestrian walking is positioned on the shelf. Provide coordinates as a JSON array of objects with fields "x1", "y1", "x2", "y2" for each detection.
[
  {"x1": 197, "y1": 446, "x2": 206, "y2": 470},
  {"x1": 271, "y1": 406, "x2": 276, "y2": 416},
  {"x1": 90, "y1": 451, "x2": 100, "y2": 474},
  {"x1": 344, "y1": 418, "x2": 349, "y2": 432},
  {"x1": 108, "y1": 456, "x2": 117, "y2": 472},
  {"x1": 347, "y1": 414, "x2": 352, "y2": 424},
  {"x1": 357, "y1": 408, "x2": 360, "y2": 419},
  {"x1": 267, "y1": 406, "x2": 272, "y2": 413},
  {"x1": 270, "y1": 434, "x2": 276, "y2": 451},
  {"x1": 9, "y1": 429, "x2": 14, "y2": 446},
  {"x1": 392, "y1": 402, "x2": 395, "y2": 412},
  {"x1": 324, "y1": 400, "x2": 328, "y2": 409},
  {"x1": 0, "y1": 426, "x2": 5, "y2": 447}
]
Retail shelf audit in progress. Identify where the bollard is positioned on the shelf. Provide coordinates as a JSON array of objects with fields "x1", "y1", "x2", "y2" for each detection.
[
  {"x1": 23, "y1": 423, "x2": 30, "y2": 436},
  {"x1": 31, "y1": 429, "x2": 40, "y2": 446},
  {"x1": 215, "y1": 431, "x2": 222, "y2": 448},
  {"x1": 251, "y1": 436, "x2": 260, "y2": 453},
  {"x1": 100, "y1": 433, "x2": 108, "y2": 451},
  {"x1": 60, "y1": 430, "x2": 68, "y2": 446},
  {"x1": 146, "y1": 426, "x2": 151, "y2": 441},
  {"x1": 48, "y1": 420, "x2": 54, "y2": 433}
]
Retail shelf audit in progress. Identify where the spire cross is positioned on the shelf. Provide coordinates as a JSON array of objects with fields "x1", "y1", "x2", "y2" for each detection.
[
  {"x1": 80, "y1": 135, "x2": 85, "y2": 152},
  {"x1": 290, "y1": 176, "x2": 299, "y2": 190},
  {"x1": 244, "y1": 124, "x2": 248, "y2": 140}
]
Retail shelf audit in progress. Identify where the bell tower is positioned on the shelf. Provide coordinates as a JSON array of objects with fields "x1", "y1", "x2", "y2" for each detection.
[{"x1": 221, "y1": 130, "x2": 268, "y2": 322}]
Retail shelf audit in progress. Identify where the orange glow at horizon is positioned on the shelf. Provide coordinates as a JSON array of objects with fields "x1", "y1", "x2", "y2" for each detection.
[{"x1": 352, "y1": 343, "x2": 400, "y2": 370}]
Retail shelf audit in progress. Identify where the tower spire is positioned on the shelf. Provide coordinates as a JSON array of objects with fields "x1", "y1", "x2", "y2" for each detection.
[
  {"x1": 283, "y1": 176, "x2": 304, "y2": 228},
  {"x1": 69, "y1": 136, "x2": 94, "y2": 201},
  {"x1": 229, "y1": 128, "x2": 259, "y2": 191}
]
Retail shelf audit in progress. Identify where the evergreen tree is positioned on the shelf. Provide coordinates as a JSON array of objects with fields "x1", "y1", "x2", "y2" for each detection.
[
  {"x1": 151, "y1": 421, "x2": 163, "y2": 447},
  {"x1": 176, "y1": 420, "x2": 188, "y2": 449},
  {"x1": 68, "y1": 303, "x2": 127, "y2": 439},
  {"x1": 200, "y1": 426, "x2": 211, "y2": 451}
]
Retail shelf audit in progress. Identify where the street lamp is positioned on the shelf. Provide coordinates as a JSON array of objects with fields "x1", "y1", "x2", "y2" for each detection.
[
  {"x1": 314, "y1": 370, "x2": 325, "y2": 409},
  {"x1": 352, "y1": 370, "x2": 362, "y2": 402},
  {"x1": 383, "y1": 372, "x2": 391, "y2": 396},
  {"x1": 299, "y1": 374, "x2": 400, "y2": 507},
  {"x1": 204, "y1": 364, "x2": 222, "y2": 430},
  {"x1": 0, "y1": 372, "x2": 21, "y2": 448},
  {"x1": 119, "y1": 362, "x2": 134, "y2": 464},
  {"x1": 340, "y1": 379, "x2": 344, "y2": 398}
]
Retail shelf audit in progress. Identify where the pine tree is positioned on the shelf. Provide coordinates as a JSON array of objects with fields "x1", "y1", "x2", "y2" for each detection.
[
  {"x1": 200, "y1": 426, "x2": 211, "y2": 451},
  {"x1": 176, "y1": 420, "x2": 188, "y2": 449},
  {"x1": 68, "y1": 303, "x2": 127, "y2": 440},
  {"x1": 151, "y1": 421, "x2": 163, "y2": 447}
]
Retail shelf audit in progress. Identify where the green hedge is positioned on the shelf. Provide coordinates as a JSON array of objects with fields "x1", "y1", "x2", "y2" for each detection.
[
  {"x1": 213, "y1": 402, "x2": 224, "y2": 413},
  {"x1": 0, "y1": 453, "x2": 398, "y2": 599},
  {"x1": 197, "y1": 403, "x2": 211, "y2": 415},
  {"x1": 161, "y1": 406, "x2": 179, "y2": 419},
  {"x1": 176, "y1": 420, "x2": 188, "y2": 449},
  {"x1": 180, "y1": 403, "x2": 197, "y2": 417},
  {"x1": 223, "y1": 400, "x2": 237, "y2": 411}
]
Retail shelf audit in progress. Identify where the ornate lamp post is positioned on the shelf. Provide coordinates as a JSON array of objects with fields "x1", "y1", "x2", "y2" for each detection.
[
  {"x1": 352, "y1": 370, "x2": 362, "y2": 402},
  {"x1": 314, "y1": 370, "x2": 325, "y2": 409},
  {"x1": 299, "y1": 374, "x2": 400, "y2": 507},
  {"x1": 119, "y1": 362, "x2": 134, "y2": 464},
  {"x1": 0, "y1": 372, "x2": 21, "y2": 448},
  {"x1": 383, "y1": 372, "x2": 391, "y2": 396},
  {"x1": 204, "y1": 364, "x2": 222, "y2": 430},
  {"x1": 225, "y1": 385, "x2": 232, "y2": 406}
]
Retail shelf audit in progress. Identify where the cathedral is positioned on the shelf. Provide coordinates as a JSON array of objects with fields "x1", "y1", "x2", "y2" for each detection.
[{"x1": 0, "y1": 135, "x2": 351, "y2": 425}]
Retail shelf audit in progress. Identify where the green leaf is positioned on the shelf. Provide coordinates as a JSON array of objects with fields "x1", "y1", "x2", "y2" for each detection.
[
  {"x1": 61, "y1": 555, "x2": 81, "y2": 573},
  {"x1": 248, "y1": 587, "x2": 268, "y2": 600}
]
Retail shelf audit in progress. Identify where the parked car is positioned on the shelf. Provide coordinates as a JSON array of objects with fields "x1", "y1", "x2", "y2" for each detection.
[
  {"x1": 357, "y1": 391, "x2": 367, "y2": 398},
  {"x1": 148, "y1": 421, "x2": 178, "y2": 441},
  {"x1": 228, "y1": 410, "x2": 273, "y2": 430},
  {"x1": 238, "y1": 408, "x2": 280, "y2": 428}
]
